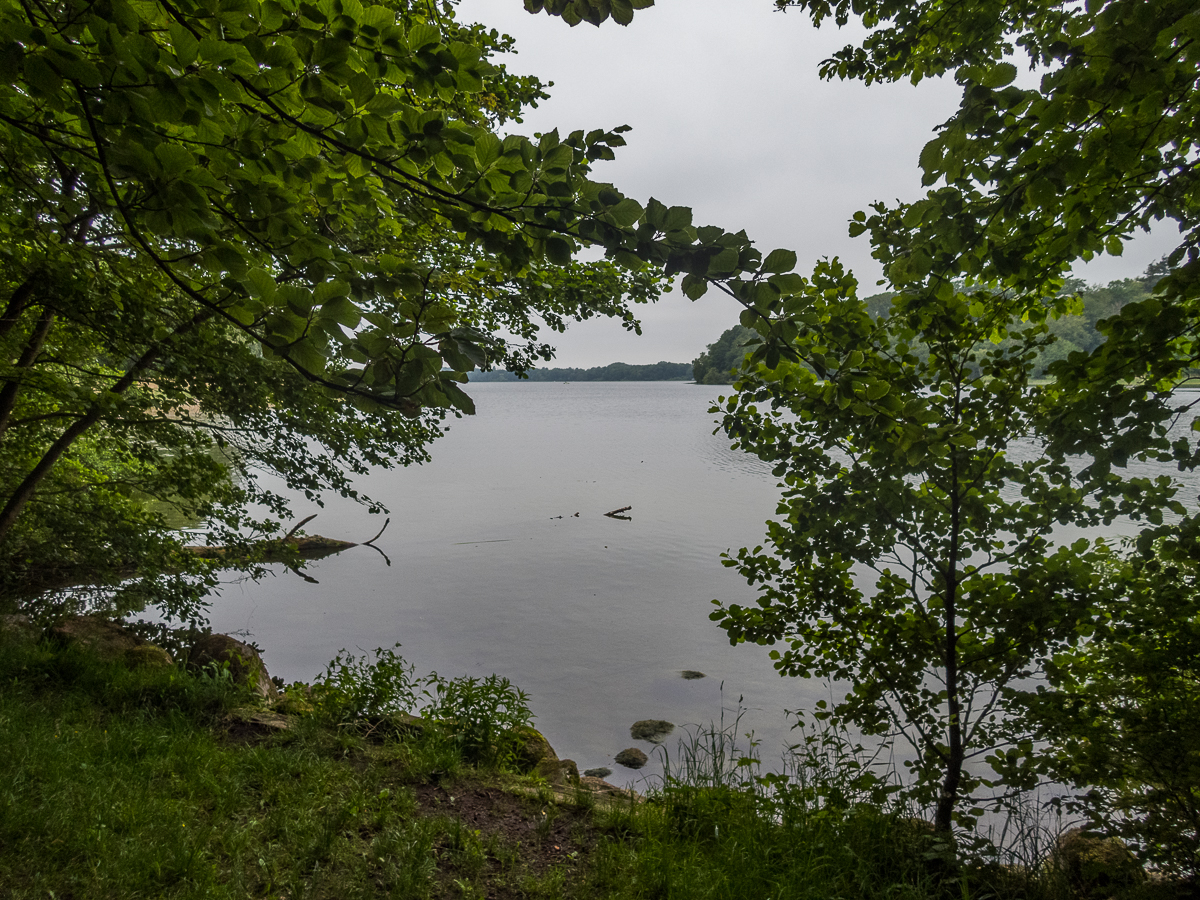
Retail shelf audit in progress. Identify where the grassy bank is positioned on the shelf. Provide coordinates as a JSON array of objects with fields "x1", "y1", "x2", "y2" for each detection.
[{"x1": 0, "y1": 628, "x2": 1164, "y2": 900}]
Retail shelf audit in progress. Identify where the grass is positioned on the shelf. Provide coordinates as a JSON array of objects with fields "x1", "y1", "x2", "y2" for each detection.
[
  {"x1": 0, "y1": 627, "x2": 1164, "y2": 900},
  {"x1": 0, "y1": 636, "x2": 465, "y2": 899}
]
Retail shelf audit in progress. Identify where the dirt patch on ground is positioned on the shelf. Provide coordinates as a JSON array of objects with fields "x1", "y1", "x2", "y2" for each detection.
[{"x1": 414, "y1": 779, "x2": 609, "y2": 897}]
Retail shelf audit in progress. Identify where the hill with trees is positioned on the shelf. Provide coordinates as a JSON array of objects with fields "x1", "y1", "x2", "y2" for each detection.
[
  {"x1": 861, "y1": 268, "x2": 1161, "y2": 375},
  {"x1": 691, "y1": 326, "x2": 758, "y2": 384}
]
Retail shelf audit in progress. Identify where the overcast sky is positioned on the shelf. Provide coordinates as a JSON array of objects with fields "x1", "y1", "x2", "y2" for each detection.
[{"x1": 457, "y1": 0, "x2": 1179, "y2": 368}]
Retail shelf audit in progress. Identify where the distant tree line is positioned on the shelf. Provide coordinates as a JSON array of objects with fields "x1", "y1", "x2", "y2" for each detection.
[{"x1": 468, "y1": 361, "x2": 692, "y2": 382}]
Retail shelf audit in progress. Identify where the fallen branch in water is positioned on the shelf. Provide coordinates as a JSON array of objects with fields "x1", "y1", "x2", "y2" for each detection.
[
  {"x1": 184, "y1": 516, "x2": 358, "y2": 566},
  {"x1": 603, "y1": 506, "x2": 632, "y2": 518},
  {"x1": 185, "y1": 534, "x2": 357, "y2": 563},
  {"x1": 13, "y1": 518, "x2": 363, "y2": 597},
  {"x1": 362, "y1": 518, "x2": 390, "y2": 547},
  {"x1": 282, "y1": 514, "x2": 318, "y2": 542}
]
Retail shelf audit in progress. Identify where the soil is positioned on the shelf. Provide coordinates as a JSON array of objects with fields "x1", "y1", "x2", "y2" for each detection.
[{"x1": 413, "y1": 779, "x2": 611, "y2": 898}]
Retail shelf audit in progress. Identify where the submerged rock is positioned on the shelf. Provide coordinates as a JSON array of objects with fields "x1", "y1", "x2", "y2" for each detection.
[
  {"x1": 614, "y1": 747, "x2": 648, "y2": 769},
  {"x1": 579, "y1": 776, "x2": 640, "y2": 800},
  {"x1": 630, "y1": 719, "x2": 675, "y2": 744},
  {"x1": 680, "y1": 670, "x2": 706, "y2": 680},
  {"x1": 189, "y1": 633, "x2": 278, "y2": 701},
  {"x1": 583, "y1": 767, "x2": 612, "y2": 779}
]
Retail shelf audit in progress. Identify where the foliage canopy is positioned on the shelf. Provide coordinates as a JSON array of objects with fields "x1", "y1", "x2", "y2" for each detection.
[{"x1": 0, "y1": 0, "x2": 796, "y2": 613}]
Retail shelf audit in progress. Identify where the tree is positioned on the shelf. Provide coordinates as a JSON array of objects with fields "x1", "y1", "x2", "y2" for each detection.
[
  {"x1": 711, "y1": 261, "x2": 1186, "y2": 832},
  {"x1": 0, "y1": 0, "x2": 809, "y2": 614},
  {"x1": 692, "y1": 325, "x2": 757, "y2": 385},
  {"x1": 770, "y1": 0, "x2": 1200, "y2": 468},
  {"x1": 0, "y1": 0, "x2": 662, "y2": 608},
  {"x1": 705, "y1": 0, "x2": 1200, "y2": 834}
]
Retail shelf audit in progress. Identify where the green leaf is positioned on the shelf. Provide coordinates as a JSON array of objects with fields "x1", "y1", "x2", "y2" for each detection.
[
  {"x1": 762, "y1": 248, "x2": 797, "y2": 274},
  {"x1": 981, "y1": 62, "x2": 1017, "y2": 88},
  {"x1": 440, "y1": 378, "x2": 476, "y2": 415},
  {"x1": 706, "y1": 247, "x2": 740, "y2": 276},
  {"x1": 169, "y1": 23, "x2": 200, "y2": 67},
  {"x1": 609, "y1": 198, "x2": 644, "y2": 227},
  {"x1": 768, "y1": 273, "x2": 805, "y2": 294},
  {"x1": 865, "y1": 380, "x2": 889, "y2": 401},
  {"x1": 663, "y1": 205, "x2": 692, "y2": 231},
  {"x1": 23, "y1": 55, "x2": 61, "y2": 96},
  {"x1": 349, "y1": 71, "x2": 375, "y2": 106},
  {"x1": 320, "y1": 296, "x2": 361, "y2": 328},
  {"x1": 643, "y1": 197, "x2": 668, "y2": 228},
  {"x1": 407, "y1": 23, "x2": 441, "y2": 50},
  {"x1": 545, "y1": 236, "x2": 573, "y2": 265},
  {"x1": 154, "y1": 143, "x2": 196, "y2": 176},
  {"x1": 474, "y1": 133, "x2": 500, "y2": 167},
  {"x1": 682, "y1": 274, "x2": 708, "y2": 300}
]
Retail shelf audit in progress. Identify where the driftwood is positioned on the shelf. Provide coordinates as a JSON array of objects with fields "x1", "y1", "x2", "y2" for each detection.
[
  {"x1": 603, "y1": 506, "x2": 632, "y2": 519},
  {"x1": 184, "y1": 517, "x2": 392, "y2": 581},
  {"x1": 6, "y1": 518, "x2": 386, "y2": 599},
  {"x1": 182, "y1": 518, "x2": 391, "y2": 566},
  {"x1": 184, "y1": 534, "x2": 357, "y2": 563},
  {"x1": 7, "y1": 517, "x2": 388, "y2": 599}
]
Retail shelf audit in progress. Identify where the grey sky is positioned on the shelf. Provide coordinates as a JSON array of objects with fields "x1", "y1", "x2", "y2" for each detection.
[{"x1": 458, "y1": 0, "x2": 1180, "y2": 369}]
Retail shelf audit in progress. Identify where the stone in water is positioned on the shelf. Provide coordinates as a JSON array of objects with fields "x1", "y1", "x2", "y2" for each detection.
[
  {"x1": 615, "y1": 748, "x2": 648, "y2": 769},
  {"x1": 630, "y1": 719, "x2": 675, "y2": 744}
]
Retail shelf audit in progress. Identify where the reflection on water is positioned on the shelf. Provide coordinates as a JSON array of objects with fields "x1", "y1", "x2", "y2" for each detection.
[{"x1": 203, "y1": 382, "x2": 1200, "y2": 788}]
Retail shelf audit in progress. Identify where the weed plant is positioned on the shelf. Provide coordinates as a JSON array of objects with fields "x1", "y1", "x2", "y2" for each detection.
[
  {"x1": 576, "y1": 705, "x2": 1079, "y2": 900},
  {"x1": 310, "y1": 645, "x2": 534, "y2": 766}
]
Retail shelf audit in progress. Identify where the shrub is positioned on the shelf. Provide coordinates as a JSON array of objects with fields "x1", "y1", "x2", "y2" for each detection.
[
  {"x1": 425, "y1": 673, "x2": 534, "y2": 766},
  {"x1": 309, "y1": 646, "x2": 534, "y2": 767}
]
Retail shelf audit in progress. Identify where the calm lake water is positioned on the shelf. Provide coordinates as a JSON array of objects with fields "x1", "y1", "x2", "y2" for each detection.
[
  {"x1": 207, "y1": 381, "x2": 819, "y2": 785},
  {"x1": 203, "y1": 381, "x2": 1200, "y2": 788}
]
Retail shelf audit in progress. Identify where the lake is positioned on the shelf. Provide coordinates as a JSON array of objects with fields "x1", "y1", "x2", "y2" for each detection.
[
  {"x1": 202, "y1": 381, "x2": 1200, "y2": 788},
  {"x1": 204, "y1": 381, "x2": 826, "y2": 784}
]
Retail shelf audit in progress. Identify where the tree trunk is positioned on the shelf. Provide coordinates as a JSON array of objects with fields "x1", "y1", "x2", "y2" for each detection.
[
  {"x1": 935, "y1": 457, "x2": 965, "y2": 834},
  {"x1": 0, "y1": 305, "x2": 55, "y2": 438},
  {"x1": 0, "y1": 309, "x2": 211, "y2": 545},
  {"x1": 0, "y1": 277, "x2": 39, "y2": 341}
]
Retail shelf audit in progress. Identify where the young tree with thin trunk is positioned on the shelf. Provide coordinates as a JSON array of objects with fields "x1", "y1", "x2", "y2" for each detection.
[{"x1": 711, "y1": 260, "x2": 1184, "y2": 831}]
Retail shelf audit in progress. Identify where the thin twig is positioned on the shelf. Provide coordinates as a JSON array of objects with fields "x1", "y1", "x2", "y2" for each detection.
[
  {"x1": 283, "y1": 514, "x2": 317, "y2": 542},
  {"x1": 363, "y1": 517, "x2": 390, "y2": 546}
]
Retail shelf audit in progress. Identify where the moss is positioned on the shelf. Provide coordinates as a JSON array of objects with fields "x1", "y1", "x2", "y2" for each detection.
[
  {"x1": 507, "y1": 725, "x2": 556, "y2": 773},
  {"x1": 123, "y1": 644, "x2": 174, "y2": 670}
]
